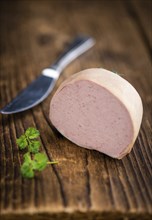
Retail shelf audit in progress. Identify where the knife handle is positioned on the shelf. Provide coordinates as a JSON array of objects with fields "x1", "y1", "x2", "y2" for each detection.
[{"x1": 50, "y1": 36, "x2": 95, "y2": 74}]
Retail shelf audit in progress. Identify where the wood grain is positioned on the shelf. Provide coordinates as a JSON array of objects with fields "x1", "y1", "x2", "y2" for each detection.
[
  {"x1": 0, "y1": 0, "x2": 152, "y2": 219},
  {"x1": 130, "y1": 0, "x2": 152, "y2": 49}
]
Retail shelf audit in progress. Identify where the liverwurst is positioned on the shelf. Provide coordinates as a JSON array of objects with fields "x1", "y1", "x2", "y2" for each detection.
[{"x1": 49, "y1": 68, "x2": 143, "y2": 159}]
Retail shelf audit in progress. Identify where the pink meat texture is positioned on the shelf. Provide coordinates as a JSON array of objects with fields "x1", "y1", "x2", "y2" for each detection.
[{"x1": 49, "y1": 68, "x2": 143, "y2": 159}]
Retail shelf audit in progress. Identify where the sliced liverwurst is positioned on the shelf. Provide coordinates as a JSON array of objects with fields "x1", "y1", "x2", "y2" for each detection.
[{"x1": 49, "y1": 68, "x2": 143, "y2": 159}]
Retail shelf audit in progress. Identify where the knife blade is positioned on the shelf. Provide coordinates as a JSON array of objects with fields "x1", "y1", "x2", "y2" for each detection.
[{"x1": 0, "y1": 36, "x2": 95, "y2": 114}]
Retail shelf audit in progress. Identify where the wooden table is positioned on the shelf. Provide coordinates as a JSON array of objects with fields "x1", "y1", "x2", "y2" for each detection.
[{"x1": 0, "y1": 0, "x2": 151, "y2": 219}]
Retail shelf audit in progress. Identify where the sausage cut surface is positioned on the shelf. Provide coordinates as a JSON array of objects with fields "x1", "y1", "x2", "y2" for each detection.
[{"x1": 50, "y1": 68, "x2": 143, "y2": 159}]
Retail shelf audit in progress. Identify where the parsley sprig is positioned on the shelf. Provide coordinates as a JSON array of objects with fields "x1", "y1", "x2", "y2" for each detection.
[{"x1": 17, "y1": 127, "x2": 58, "y2": 178}]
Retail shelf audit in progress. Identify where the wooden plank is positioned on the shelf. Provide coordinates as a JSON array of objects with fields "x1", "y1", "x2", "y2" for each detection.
[{"x1": 0, "y1": 0, "x2": 152, "y2": 219}]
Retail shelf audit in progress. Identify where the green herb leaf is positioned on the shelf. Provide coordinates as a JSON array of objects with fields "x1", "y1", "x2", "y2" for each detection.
[
  {"x1": 18, "y1": 127, "x2": 58, "y2": 179},
  {"x1": 23, "y1": 152, "x2": 32, "y2": 163},
  {"x1": 21, "y1": 153, "x2": 34, "y2": 178},
  {"x1": 29, "y1": 140, "x2": 40, "y2": 153},
  {"x1": 25, "y1": 127, "x2": 40, "y2": 139},
  {"x1": 33, "y1": 153, "x2": 48, "y2": 171},
  {"x1": 21, "y1": 162, "x2": 34, "y2": 178},
  {"x1": 16, "y1": 135, "x2": 28, "y2": 149}
]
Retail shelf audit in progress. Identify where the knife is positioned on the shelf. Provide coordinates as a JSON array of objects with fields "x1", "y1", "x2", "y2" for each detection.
[{"x1": 0, "y1": 36, "x2": 95, "y2": 114}]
